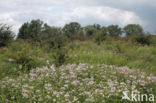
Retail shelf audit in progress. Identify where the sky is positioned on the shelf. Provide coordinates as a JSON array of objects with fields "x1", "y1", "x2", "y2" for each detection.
[{"x1": 0, "y1": 0, "x2": 156, "y2": 34}]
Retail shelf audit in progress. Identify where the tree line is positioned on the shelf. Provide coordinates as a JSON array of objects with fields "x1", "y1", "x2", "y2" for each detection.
[
  {"x1": 0, "y1": 19, "x2": 154, "y2": 47},
  {"x1": 17, "y1": 19, "x2": 145, "y2": 39}
]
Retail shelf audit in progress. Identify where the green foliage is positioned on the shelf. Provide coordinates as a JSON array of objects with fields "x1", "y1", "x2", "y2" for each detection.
[
  {"x1": 18, "y1": 19, "x2": 44, "y2": 41},
  {"x1": 0, "y1": 24, "x2": 14, "y2": 47},
  {"x1": 2, "y1": 41, "x2": 46, "y2": 73},
  {"x1": 39, "y1": 35, "x2": 69, "y2": 67},
  {"x1": 94, "y1": 28, "x2": 107, "y2": 45},
  {"x1": 62, "y1": 22, "x2": 81, "y2": 39},
  {"x1": 42, "y1": 23, "x2": 62, "y2": 39},
  {"x1": 133, "y1": 34, "x2": 151, "y2": 45},
  {"x1": 44, "y1": 35, "x2": 70, "y2": 67},
  {"x1": 52, "y1": 48, "x2": 69, "y2": 67},
  {"x1": 74, "y1": 30, "x2": 86, "y2": 41},
  {"x1": 42, "y1": 35, "x2": 68, "y2": 50},
  {"x1": 107, "y1": 25, "x2": 122, "y2": 37},
  {"x1": 0, "y1": 21, "x2": 156, "y2": 103},
  {"x1": 114, "y1": 43, "x2": 123, "y2": 53},
  {"x1": 151, "y1": 35, "x2": 156, "y2": 45},
  {"x1": 124, "y1": 24, "x2": 143, "y2": 36},
  {"x1": 84, "y1": 24, "x2": 101, "y2": 36},
  {"x1": 8, "y1": 47, "x2": 40, "y2": 72},
  {"x1": 0, "y1": 36, "x2": 156, "y2": 103}
]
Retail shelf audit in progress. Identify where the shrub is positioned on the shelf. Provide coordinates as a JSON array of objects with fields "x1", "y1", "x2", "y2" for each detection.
[
  {"x1": 84, "y1": 24, "x2": 101, "y2": 37},
  {"x1": 150, "y1": 35, "x2": 156, "y2": 46},
  {"x1": 62, "y1": 22, "x2": 81, "y2": 39},
  {"x1": 94, "y1": 29, "x2": 107, "y2": 45},
  {"x1": 123, "y1": 24, "x2": 143, "y2": 36},
  {"x1": 42, "y1": 24, "x2": 62, "y2": 39},
  {"x1": 114, "y1": 43, "x2": 122, "y2": 53},
  {"x1": 17, "y1": 19, "x2": 44, "y2": 41},
  {"x1": 52, "y1": 48, "x2": 69, "y2": 67},
  {"x1": 107, "y1": 25, "x2": 122, "y2": 37},
  {"x1": 42, "y1": 35, "x2": 70, "y2": 67},
  {"x1": 42, "y1": 35, "x2": 68, "y2": 50},
  {"x1": 0, "y1": 24, "x2": 14, "y2": 47},
  {"x1": 133, "y1": 34, "x2": 151, "y2": 46},
  {"x1": 7, "y1": 43, "x2": 43, "y2": 72}
]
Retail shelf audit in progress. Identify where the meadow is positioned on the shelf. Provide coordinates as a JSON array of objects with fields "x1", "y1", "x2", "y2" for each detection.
[{"x1": 0, "y1": 38, "x2": 156, "y2": 103}]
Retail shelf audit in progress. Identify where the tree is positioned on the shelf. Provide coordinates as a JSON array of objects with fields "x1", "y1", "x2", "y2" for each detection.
[
  {"x1": 62, "y1": 22, "x2": 81, "y2": 38},
  {"x1": 93, "y1": 24, "x2": 101, "y2": 30},
  {"x1": 17, "y1": 22, "x2": 29, "y2": 39},
  {"x1": 17, "y1": 19, "x2": 44, "y2": 40},
  {"x1": 123, "y1": 24, "x2": 143, "y2": 36},
  {"x1": 42, "y1": 23, "x2": 62, "y2": 39},
  {"x1": 94, "y1": 27, "x2": 107, "y2": 45},
  {"x1": 107, "y1": 25, "x2": 122, "y2": 37},
  {"x1": 134, "y1": 34, "x2": 151, "y2": 45},
  {"x1": 0, "y1": 24, "x2": 14, "y2": 47},
  {"x1": 84, "y1": 24, "x2": 101, "y2": 36}
]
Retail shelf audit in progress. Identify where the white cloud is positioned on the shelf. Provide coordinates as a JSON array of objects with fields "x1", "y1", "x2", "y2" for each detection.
[
  {"x1": 0, "y1": 11, "x2": 21, "y2": 32},
  {"x1": 0, "y1": 0, "x2": 155, "y2": 33},
  {"x1": 54, "y1": 6, "x2": 144, "y2": 26}
]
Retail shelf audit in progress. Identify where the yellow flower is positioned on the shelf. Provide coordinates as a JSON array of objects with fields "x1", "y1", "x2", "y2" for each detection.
[
  {"x1": 37, "y1": 49, "x2": 41, "y2": 53},
  {"x1": 9, "y1": 101, "x2": 13, "y2": 103},
  {"x1": 63, "y1": 46, "x2": 67, "y2": 49},
  {"x1": 2, "y1": 47, "x2": 7, "y2": 51},
  {"x1": 21, "y1": 48, "x2": 26, "y2": 51},
  {"x1": 18, "y1": 71, "x2": 21, "y2": 74},
  {"x1": 2, "y1": 73, "x2": 6, "y2": 76}
]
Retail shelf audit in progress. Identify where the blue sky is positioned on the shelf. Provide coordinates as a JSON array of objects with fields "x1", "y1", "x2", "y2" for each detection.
[{"x1": 0, "y1": 0, "x2": 156, "y2": 33}]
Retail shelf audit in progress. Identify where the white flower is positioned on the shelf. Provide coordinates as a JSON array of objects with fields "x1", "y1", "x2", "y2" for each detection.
[
  {"x1": 22, "y1": 93, "x2": 29, "y2": 98},
  {"x1": 53, "y1": 99, "x2": 56, "y2": 102},
  {"x1": 73, "y1": 96, "x2": 78, "y2": 102},
  {"x1": 46, "y1": 60, "x2": 50, "y2": 64},
  {"x1": 88, "y1": 80, "x2": 94, "y2": 86},
  {"x1": 71, "y1": 80, "x2": 80, "y2": 86},
  {"x1": 64, "y1": 93, "x2": 70, "y2": 100},
  {"x1": 8, "y1": 58, "x2": 14, "y2": 62},
  {"x1": 36, "y1": 90, "x2": 41, "y2": 93},
  {"x1": 46, "y1": 95, "x2": 51, "y2": 100},
  {"x1": 19, "y1": 65, "x2": 22, "y2": 70}
]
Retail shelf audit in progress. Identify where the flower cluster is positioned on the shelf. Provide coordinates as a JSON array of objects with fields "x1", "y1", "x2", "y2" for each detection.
[{"x1": 0, "y1": 64, "x2": 155, "y2": 102}]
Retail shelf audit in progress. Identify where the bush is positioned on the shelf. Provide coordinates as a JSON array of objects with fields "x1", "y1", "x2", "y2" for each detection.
[
  {"x1": 133, "y1": 34, "x2": 151, "y2": 46},
  {"x1": 94, "y1": 29, "x2": 107, "y2": 45},
  {"x1": 150, "y1": 35, "x2": 156, "y2": 46},
  {"x1": 52, "y1": 48, "x2": 69, "y2": 67},
  {"x1": 42, "y1": 35, "x2": 68, "y2": 49},
  {"x1": 0, "y1": 24, "x2": 14, "y2": 47},
  {"x1": 7, "y1": 43, "x2": 43, "y2": 72},
  {"x1": 17, "y1": 19, "x2": 44, "y2": 41},
  {"x1": 114, "y1": 43, "x2": 122, "y2": 53},
  {"x1": 42, "y1": 35, "x2": 70, "y2": 67}
]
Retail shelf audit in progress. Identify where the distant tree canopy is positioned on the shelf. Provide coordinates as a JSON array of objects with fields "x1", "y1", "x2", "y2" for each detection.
[
  {"x1": 18, "y1": 19, "x2": 44, "y2": 40},
  {"x1": 42, "y1": 23, "x2": 61, "y2": 39},
  {"x1": 94, "y1": 27, "x2": 107, "y2": 45},
  {"x1": 17, "y1": 20, "x2": 62, "y2": 41},
  {"x1": 123, "y1": 24, "x2": 143, "y2": 36},
  {"x1": 62, "y1": 22, "x2": 81, "y2": 38},
  {"x1": 0, "y1": 24, "x2": 14, "y2": 47},
  {"x1": 107, "y1": 25, "x2": 122, "y2": 37},
  {"x1": 15, "y1": 19, "x2": 152, "y2": 43},
  {"x1": 134, "y1": 34, "x2": 151, "y2": 45},
  {"x1": 84, "y1": 24, "x2": 101, "y2": 36}
]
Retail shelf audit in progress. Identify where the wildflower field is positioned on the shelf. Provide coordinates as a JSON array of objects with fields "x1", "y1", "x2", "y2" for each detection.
[{"x1": 0, "y1": 40, "x2": 156, "y2": 103}]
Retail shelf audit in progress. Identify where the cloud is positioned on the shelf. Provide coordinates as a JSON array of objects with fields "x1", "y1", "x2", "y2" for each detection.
[
  {"x1": 0, "y1": 0, "x2": 155, "y2": 33},
  {"x1": 55, "y1": 6, "x2": 144, "y2": 26}
]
